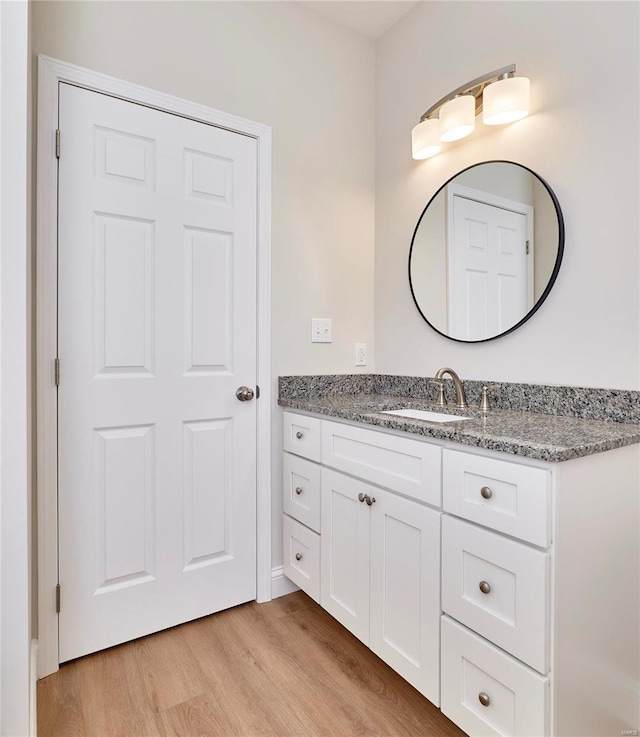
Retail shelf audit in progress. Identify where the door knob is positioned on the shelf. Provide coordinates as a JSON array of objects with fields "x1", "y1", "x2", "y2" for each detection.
[{"x1": 236, "y1": 386, "x2": 255, "y2": 402}]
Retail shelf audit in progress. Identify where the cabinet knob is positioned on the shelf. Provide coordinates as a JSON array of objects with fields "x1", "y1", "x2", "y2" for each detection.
[
  {"x1": 358, "y1": 493, "x2": 366, "y2": 503},
  {"x1": 480, "y1": 486, "x2": 493, "y2": 499},
  {"x1": 295, "y1": 486, "x2": 303, "y2": 495},
  {"x1": 365, "y1": 495, "x2": 376, "y2": 506},
  {"x1": 295, "y1": 553, "x2": 302, "y2": 561},
  {"x1": 478, "y1": 692, "x2": 491, "y2": 707},
  {"x1": 479, "y1": 580, "x2": 491, "y2": 595},
  {"x1": 296, "y1": 431, "x2": 304, "y2": 439}
]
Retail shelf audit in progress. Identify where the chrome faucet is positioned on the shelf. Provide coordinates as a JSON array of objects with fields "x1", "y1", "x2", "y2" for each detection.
[{"x1": 434, "y1": 367, "x2": 468, "y2": 409}]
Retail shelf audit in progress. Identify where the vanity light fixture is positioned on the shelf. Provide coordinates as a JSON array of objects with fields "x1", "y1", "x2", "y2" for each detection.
[{"x1": 411, "y1": 64, "x2": 530, "y2": 160}]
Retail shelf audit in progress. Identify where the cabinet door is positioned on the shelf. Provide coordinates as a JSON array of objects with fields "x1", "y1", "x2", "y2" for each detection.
[
  {"x1": 321, "y1": 468, "x2": 370, "y2": 645},
  {"x1": 369, "y1": 488, "x2": 441, "y2": 705}
]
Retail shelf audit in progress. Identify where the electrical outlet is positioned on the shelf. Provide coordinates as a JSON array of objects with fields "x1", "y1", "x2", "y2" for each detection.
[
  {"x1": 311, "y1": 318, "x2": 332, "y2": 343},
  {"x1": 355, "y1": 342, "x2": 367, "y2": 366}
]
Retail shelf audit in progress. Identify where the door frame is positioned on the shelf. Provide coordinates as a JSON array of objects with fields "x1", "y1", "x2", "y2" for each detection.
[
  {"x1": 446, "y1": 182, "x2": 534, "y2": 333},
  {"x1": 36, "y1": 55, "x2": 272, "y2": 679}
]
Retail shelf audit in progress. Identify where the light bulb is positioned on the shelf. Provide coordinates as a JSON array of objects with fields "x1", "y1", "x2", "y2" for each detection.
[
  {"x1": 411, "y1": 118, "x2": 441, "y2": 160},
  {"x1": 483, "y1": 76, "x2": 530, "y2": 125},
  {"x1": 439, "y1": 95, "x2": 475, "y2": 142}
]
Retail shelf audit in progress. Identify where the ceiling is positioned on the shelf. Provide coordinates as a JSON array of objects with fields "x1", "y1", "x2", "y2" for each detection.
[{"x1": 298, "y1": 1, "x2": 419, "y2": 40}]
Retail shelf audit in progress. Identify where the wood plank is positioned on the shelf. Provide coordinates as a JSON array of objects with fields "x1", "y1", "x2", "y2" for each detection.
[
  {"x1": 178, "y1": 605, "x2": 307, "y2": 735},
  {"x1": 73, "y1": 642, "x2": 162, "y2": 737},
  {"x1": 133, "y1": 624, "x2": 208, "y2": 713},
  {"x1": 38, "y1": 593, "x2": 466, "y2": 737},
  {"x1": 37, "y1": 664, "x2": 85, "y2": 737}
]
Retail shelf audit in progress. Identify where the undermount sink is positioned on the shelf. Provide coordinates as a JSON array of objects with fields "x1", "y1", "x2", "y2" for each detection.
[{"x1": 381, "y1": 408, "x2": 471, "y2": 423}]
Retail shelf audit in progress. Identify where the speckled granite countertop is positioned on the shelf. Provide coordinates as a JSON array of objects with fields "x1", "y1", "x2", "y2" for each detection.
[{"x1": 278, "y1": 392, "x2": 640, "y2": 462}]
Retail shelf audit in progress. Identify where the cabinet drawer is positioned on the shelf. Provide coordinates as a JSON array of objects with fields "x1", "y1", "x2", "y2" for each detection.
[
  {"x1": 282, "y1": 515, "x2": 320, "y2": 603},
  {"x1": 441, "y1": 616, "x2": 549, "y2": 737},
  {"x1": 442, "y1": 515, "x2": 549, "y2": 674},
  {"x1": 283, "y1": 453, "x2": 321, "y2": 532},
  {"x1": 443, "y1": 449, "x2": 551, "y2": 546},
  {"x1": 322, "y1": 420, "x2": 442, "y2": 506},
  {"x1": 283, "y1": 411, "x2": 321, "y2": 462}
]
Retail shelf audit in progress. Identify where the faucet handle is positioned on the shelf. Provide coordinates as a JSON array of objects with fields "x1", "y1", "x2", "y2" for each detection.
[
  {"x1": 428, "y1": 379, "x2": 446, "y2": 406},
  {"x1": 479, "y1": 384, "x2": 501, "y2": 412}
]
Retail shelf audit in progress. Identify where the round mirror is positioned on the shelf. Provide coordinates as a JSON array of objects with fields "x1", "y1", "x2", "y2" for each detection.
[{"x1": 409, "y1": 161, "x2": 564, "y2": 343}]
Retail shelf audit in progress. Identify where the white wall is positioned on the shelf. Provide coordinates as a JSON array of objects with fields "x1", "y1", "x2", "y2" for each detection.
[
  {"x1": 375, "y1": 1, "x2": 640, "y2": 389},
  {"x1": 1, "y1": 1, "x2": 31, "y2": 735},
  {"x1": 30, "y1": 0, "x2": 375, "y2": 572}
]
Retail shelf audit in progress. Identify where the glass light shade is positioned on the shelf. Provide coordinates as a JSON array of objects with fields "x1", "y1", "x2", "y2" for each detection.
[
  {"x1": 439, "y1": 95, "x2": 475, "y2": 142},
  {"x1": 482, "y1": 76, "x2": 530, "y2": 125},
  {"x1": 411, "y1": 118, "x2": 441, "y2": 160}
]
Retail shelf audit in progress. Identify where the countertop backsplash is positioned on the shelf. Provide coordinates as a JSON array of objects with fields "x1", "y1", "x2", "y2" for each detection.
[{"x1": 278, "y1": 374, "x2": 640, "y2": 425}]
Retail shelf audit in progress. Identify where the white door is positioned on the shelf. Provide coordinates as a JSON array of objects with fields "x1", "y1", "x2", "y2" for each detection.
[
  {"x1": 449, "y1": 195, "x2": 529, "y2": 340},
  {"x1": 57, "y1": 83, "x2": 258, "y2": 662},
  {"x1": 369, "y1": 489, "x2": 441, "y2": 705},
  {"x1": 320, "y1": 468, "x2": 370, "y2": 644}
]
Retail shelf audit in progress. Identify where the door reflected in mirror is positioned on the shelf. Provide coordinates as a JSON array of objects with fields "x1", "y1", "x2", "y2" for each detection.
[{"x1": 409, "y1": 161, "x2": 564, "y2": 343}]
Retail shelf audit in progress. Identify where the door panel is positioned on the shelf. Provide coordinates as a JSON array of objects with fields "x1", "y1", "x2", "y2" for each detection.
[
  {"x1": 369, "y1": 489, "x2": 441, "y2": 705},
  {"x1": 58, "y1": 83, "x2": 258, "y2": 662}
]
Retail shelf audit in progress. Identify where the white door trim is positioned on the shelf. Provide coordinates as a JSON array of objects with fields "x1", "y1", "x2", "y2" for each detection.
[
  {"x1": 36, "y1": 55, "x2": 272, "y2": 679},
  {"x1": 1, "y1": 2, "x2": 31, "y2": 734}
]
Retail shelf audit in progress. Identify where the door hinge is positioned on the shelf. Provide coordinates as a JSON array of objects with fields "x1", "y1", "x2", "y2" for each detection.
[
  {"x1": 55, "y1": 584, "x2": 61, "y2": 614},
  {"x1": 526, "y1": 239, "x2": 530, "y2": 255},
  {"x1": 55, "y1": 358, "x2": 60, "y2": 386},
  {"x1": 256, "y1": 385, "x2": 260, "y2": 399},
  {"x1": 55, "y1": 129, "x2": 61, "y2": 159}
]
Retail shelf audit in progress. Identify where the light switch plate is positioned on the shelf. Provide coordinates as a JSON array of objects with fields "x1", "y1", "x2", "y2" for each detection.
[{"x1": 311, "y1": 318, "x2": 332, "y2": 343}]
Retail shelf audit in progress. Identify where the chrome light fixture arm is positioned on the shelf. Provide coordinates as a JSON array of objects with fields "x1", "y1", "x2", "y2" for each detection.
[{"x1": 419, "y1": 64, "x2": 516, "y2": 122}]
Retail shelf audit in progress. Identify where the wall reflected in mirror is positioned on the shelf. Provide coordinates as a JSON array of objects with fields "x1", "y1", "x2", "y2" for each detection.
[{"x1": 409, "y1": 161, "x2": 564, "y2": 343}]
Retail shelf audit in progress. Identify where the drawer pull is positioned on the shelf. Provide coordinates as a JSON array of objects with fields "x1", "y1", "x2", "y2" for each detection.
[
  {"x1": 480, "y1": 486, "x2": 493, "y2": 499},
  {"x1": 358, "y1": 493, "x2": 376, "y2": 505},
  {"x1": 478, "y1": 692, "x2": 491, "y2": 707},
  {"x1": 296, "y1": 431, "x2": 304, "y2": 439},
  {"x1": 295, "y1": 486, "x2": 303, "y2": 495},
  {"x1": 295, "y1": 553, "x2": 302, "y2": 561},
  {"x1": 479, "y1": 580, "x2": 491, "y2": 595}
]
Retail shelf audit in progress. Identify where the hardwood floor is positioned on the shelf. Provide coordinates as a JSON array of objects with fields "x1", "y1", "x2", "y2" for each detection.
[{"x1": 38, "y1": 592, "x2": 466, "y2": 737}]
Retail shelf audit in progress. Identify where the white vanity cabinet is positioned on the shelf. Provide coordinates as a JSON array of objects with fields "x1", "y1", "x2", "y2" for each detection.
[
  {"x1": 282, "y1": 412, "x2": 322, "y2": 602},
  {"x1": 440, "y1": 448, "x2": 553, "y2": 735},
  {"x1": 321, "y1": 467, "x2": 441, "y2": 704},
  {"x1": 439, "y1": 444, "x2": 639, "y2": 737},
  {"x1": 282, "y1": 411, "x2": 442, "y2": 705},
  {"x1": 282, "y1": 410, "x2": 640, "y2": 737}
]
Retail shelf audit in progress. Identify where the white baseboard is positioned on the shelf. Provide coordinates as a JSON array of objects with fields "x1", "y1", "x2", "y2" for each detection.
[
  {"x1": 271, "y1": 566, "x2": 299, "y2": 599},
  {"x1": 30, "y1": 639, "x2": 38, "y2": 736}
]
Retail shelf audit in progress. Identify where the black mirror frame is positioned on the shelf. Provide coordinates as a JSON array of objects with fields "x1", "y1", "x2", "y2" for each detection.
[{"x1": 408, "y1": 160, "x2": 565, "y2": 344}]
